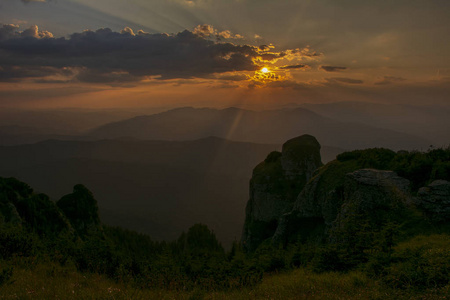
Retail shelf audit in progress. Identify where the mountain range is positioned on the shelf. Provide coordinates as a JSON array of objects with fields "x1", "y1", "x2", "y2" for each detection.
[{"x1": 88, "y1": 107, "x2": 430, "y2": 150}]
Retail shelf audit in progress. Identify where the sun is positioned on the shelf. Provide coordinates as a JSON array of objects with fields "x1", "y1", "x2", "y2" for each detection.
[{"x1": 261, "y1": 67, "x2": 269, "y2": 73}]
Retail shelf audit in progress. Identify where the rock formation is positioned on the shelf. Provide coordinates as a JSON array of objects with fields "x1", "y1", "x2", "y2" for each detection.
[
  {"x1": 241, "y1": 135, "x2": 447, "y2": 251},
  {"x1": 417, "y1": 180, "x2": 450, "y2": 222},
  {"x1": 242, "y1": 135, "x2": 322, "y2": 251},
  {"x1": 272, "y1": 169, "x2": 411, "y2": 245}
]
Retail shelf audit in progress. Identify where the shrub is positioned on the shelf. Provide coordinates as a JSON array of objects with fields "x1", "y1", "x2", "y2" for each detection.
[
  {"x1": 0, "y1": 265, "x2": 13, "y2": 286},
  {"x1": 0, "y1": 225, "x2": 37, "y2": 259},
  {"x1": 381, "y1": 234, "x2": 450, "y2": 289}
]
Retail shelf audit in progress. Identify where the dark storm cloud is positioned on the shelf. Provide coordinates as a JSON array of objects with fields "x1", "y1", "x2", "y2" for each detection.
[
  {"x1": 279, "y1": 64, "x2": 308, "y2": 70},
  {"x1": 375, "y1": 76, "x2": 406, "y2": 85},
  {"x1": 75, "y1": 69, "x2": 141, "y2": 84},
  {"x1": 0, "y1": 24, "x2": 20, "y2": 40},
  {"x1": 327, "y1": 77, "x2": 364, "y2": 84},
  {"x1": 216, "y1": 73, "x2": 249, "y2": 81},
  {"x1": 21, "y1": 0, "x2": 49, "y2": 3},
  {"x1": 0, "y1": 25, "x2": 299, "y2": 83},
  {"x1": 320, "y1": 66, "x2": 347, "y2": 72},
  {"x1": 0, "y1": 65, "x2": 71, "y2": 82}
]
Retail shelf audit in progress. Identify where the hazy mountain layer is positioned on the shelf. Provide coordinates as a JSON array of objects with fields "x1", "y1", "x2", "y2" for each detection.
[
  {"x1": 298, "y1": 102, "x2": 450, "y2": 147},
  {"x1": 89, "y1": 107, "x2": 429, "y2": 151}
]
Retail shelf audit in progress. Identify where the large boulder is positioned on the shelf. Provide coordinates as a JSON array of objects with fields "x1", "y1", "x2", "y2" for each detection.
[
  {"x1": 242, "y1": 135, "x2": 322, "y2": 251},
  {"x1": 273, "y1": 169, "x2": 411, "y2": 245},
  {"x1": 331, "y1": 169, "x2": 410, "y2": 234},
  {"x1": 341, "y1": 169, "x2": 410, "y2": 215},
  {"x1": 417, "y1": 180, "x2": 450, "y2": 222}
]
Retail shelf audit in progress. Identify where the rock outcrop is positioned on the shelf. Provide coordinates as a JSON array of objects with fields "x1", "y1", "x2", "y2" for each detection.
[
  {"x1": 417, "y1": 180, "x2": 450, "y2": 222},
  {"x1": 272, "y1": 169, "x2": 411, "y2": 245},
  {"x1": 241, "y1": 135, "x2": 450, "y2": 251},
  {"x1": 330, "y1": 169, "x2": 410, "y2": 236},
  {"x1": 341, "y1": 169, "x2": 410, "y2": 218},
  {"x1": 242, "y1": 135, "x2": 322, "y2": 251}
]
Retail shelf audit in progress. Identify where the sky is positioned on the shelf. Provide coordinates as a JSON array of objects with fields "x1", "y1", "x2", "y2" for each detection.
[{"x1": 0, "y1": 0, "x2": 449, "y2": 110}]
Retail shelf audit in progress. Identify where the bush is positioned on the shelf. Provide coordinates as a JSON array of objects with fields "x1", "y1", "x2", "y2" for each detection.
[
  {"x1": 0, "y1": 265, "x2": 13, "y2": 286},
  {"x1": 0, "y1": 226, "x2": 37, "y2": 259},
  {"x1": 380, "y1": 234, "x2": 450, "y2": 289},
  {"x1": 310, "y1": 246, "x2": 345, "y2": 272}
]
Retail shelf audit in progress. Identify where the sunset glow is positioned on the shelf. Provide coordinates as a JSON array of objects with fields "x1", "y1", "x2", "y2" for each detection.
[{"x1": 0, "y1": 2, "x2": 449, "y2": 297}]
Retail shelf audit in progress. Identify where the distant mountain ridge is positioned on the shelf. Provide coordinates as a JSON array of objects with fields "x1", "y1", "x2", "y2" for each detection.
[
  {"x1": 297, "y1": 101, "x2": 450, "y2": 147},
  {"x1": 88, "y1": 107, "x2": 429, "y2": 151}
]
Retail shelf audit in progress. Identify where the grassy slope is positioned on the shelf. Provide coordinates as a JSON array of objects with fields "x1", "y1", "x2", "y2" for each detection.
[{"x1": 1, "y1": 261, "x2": 448, "y2": 300}]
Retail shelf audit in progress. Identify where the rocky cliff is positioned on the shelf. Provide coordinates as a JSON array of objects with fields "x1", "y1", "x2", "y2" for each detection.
[
  {"x1": 242, "y1": 136, "x2": 450, "y2": 251},
  {"x1": 242, "y1": 135, "x2": 322, "y2": 251}
]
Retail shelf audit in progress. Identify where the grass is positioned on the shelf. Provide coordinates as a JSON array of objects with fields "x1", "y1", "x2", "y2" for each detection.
[{"x1": 1, "y1": 262, "x2": 448, "y2": 299}]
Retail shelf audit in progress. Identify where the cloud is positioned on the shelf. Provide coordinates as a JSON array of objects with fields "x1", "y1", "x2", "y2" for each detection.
[
  {"x1": 0, "y1": 24, "x2": 52, "y2": 40},
  {"x1": 193, "y1": 24, "x2": 216, "y2": 37},
  {"x1": 320, "y1": 66, "x2": 347, "y2": 72},
  {"x1": 193, "y1": 24, "x2": 245, "y2": 40},
  {"x1": 264, "y1": 80, "x2": 310, "y2": 90},
  {"x1": 21, "y1": 0, "x2": 48, "y2": 3},
  {"x1": 216, "y1": 73, "x2": 249, "y2": 81},
  {"x1": 375, "y1": 76, "x2": 406, "y2": 85},
  {"x1": 21, "y1": 25, "x2": 53, "y2": 39},
  {"x1": 279, "y1": 64, "x2": 308, "y2": 70},
  {"x1": 0, "y1": 65, "x2": 71, "y2": 82},
  {"x1": 0, "y1": 24, "x2": 318, "y2": 84},
  {"x1": 327, "y1": 77, "x2": 364, "y2": 84},
  {"x1": 120, "y1": 27, "x2": 135, "y2": 36}
]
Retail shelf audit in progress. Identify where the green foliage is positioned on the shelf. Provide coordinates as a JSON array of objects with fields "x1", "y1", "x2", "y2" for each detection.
[
  {"x1": 0, "y1": 176, "x2": 264, "y2": 291},
  {"x1": 380, "y1": 234, "x2": 450, "y2": 289},
  {"x1": 290, "y1": 243, "x2": 316, "y2": 267},
  {"x1": 310, "y1": 246, "x2": 345, "y2": 272},
  {"x1": 177, "y1": 224, "x2": 224, "y2": 255},
  {"x1": 15, "y1": 193, "x2": 69, "y2": 237},
  {"x1": 57, "y1": 184, "x2": 101, "y2": 236},
  {"x1": 0, "y1": 225, "x2": 37, "y2": 259},
  {"x1": 251, "y1": 242, "x2": 287, "y2": 272},
  {"x1": 336, "y1": 147, "x2": 450, "y2": 191},
  {"x1": 0, "y1": 177, "x2": 33, "y2": 201},
  {"x1": 74, "y1": 234, "x2": 119, "y2": 277},
  {"x1": 0, "y1": 265, "x2": 13, "y2": 286}
]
